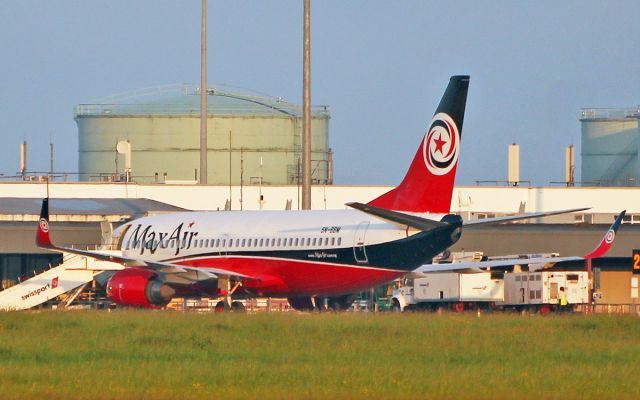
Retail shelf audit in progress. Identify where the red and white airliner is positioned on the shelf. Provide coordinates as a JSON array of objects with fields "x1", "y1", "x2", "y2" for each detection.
[{"x1": 36, "y1": 76, "x2": 589, "y2": 310}]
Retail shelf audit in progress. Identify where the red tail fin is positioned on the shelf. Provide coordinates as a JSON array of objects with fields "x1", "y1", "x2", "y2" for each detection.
[
  {"x1": 36, "y1": 198, "x2": 54, "y2": 249},
  {"x1": 368, "y1": 76, "x2": 469, "y2": 213},
  {"x1": 584, "y1": 210, "x2": 625, "y2": 259}
]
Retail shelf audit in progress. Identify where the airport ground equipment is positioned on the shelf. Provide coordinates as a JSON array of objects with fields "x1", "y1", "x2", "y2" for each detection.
[
  {"x1": 501, "y1": 271, "x2": 588, "y2": 313},
  {"x1": 391, "y1": 271, "x2": 504, "y2": 312},
  {"x1": 392, "y1": 270, "x2": 588, "y2": 313},
  {"x1": 0, "y1": 252, "x2": 123, "y2": 311}
]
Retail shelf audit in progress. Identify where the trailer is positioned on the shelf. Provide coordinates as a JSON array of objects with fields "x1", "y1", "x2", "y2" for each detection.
[
  {"x1": 500, "y1": 271, "x2": 588, "y2": 313},
  {"x1": 391, "y1": 271, "x2": 504, "y2": 312},
  {"x1": 392, "y1": 270, "x2": 588, "y2": 313}
]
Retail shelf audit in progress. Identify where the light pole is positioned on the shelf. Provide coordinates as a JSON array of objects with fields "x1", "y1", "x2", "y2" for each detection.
[
  {"x1": 199, "y1": 0, "x2": 208, "y2": 184},
  {"x1": 301, "y1": 0, "x2": 311, "y2": 209}
]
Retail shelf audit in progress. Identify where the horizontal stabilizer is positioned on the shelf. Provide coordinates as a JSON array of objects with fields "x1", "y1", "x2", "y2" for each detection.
[
  {"x1": 463, "y1": 207, "x2": 590, "y2": 227},
  {"x1": 346, "y1": 202, "x2": 448, "y2": 231}
]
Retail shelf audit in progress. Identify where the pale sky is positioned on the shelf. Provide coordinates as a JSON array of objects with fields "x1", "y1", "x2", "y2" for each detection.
[{"x1": 1, "y1": 1, "x2": 639, "y2": 185}]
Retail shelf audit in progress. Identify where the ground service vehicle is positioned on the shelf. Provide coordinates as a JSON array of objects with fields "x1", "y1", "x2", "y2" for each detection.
[
  {"x1": 392, "y1": 272, "x2": 504, "y2": 312},
  {"x1": 502, "y1": 271, "x2": 588, "y2": 313}
]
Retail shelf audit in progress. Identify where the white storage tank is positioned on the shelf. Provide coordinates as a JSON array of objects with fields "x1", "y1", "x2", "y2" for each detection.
[
  {"x1": 580, "y1": 108, "x2": 640, "y2": 186},
  {"x1": 74, "y1": 84, "x2": 332, "y2": 184}
]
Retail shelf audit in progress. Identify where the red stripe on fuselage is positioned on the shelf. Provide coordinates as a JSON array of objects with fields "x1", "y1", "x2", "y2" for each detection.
[{"x1": 177, "y1": 256, "x2": 403, "y2": 297}]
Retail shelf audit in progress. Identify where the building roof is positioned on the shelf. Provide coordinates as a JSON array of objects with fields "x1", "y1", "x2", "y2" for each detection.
[
  {"x1": 74, "y1": 84, "x2": 331, "y2": 118},
  {"x1": 0, "y1": 198, "x2": 186, "y2": 222}
]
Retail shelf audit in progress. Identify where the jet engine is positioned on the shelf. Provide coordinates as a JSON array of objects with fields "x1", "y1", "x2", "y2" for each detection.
[{"x1": 107, "y1": 268, "x2": 175, "y2": 308}]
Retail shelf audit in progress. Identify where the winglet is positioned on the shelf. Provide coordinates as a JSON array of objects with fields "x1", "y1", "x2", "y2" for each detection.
[
  {"x1": 36, "y1": 198, "x2": 54, "y2": 249},
  {"x1": 584, "y1": 210, "x2": 625, "y2": 259}
]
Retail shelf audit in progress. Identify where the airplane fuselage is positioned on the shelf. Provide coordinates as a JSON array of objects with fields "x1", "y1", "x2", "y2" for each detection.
[{"x1": 115, "y1": 209, "x2": 458, "y2": 296}]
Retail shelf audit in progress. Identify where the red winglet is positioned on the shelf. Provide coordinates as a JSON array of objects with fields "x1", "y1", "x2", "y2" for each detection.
[
  {"x1": 36, "y1": 198, "x2": 54, "y2": 249},
  {"x1": 584, "y1": 210, "x2": 625, "y2": 259}
]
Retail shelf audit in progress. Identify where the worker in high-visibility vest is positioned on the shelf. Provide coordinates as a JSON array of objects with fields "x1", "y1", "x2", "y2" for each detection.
[{"x1": 559, "y1": 286, "x2": 569, "y2": 312}]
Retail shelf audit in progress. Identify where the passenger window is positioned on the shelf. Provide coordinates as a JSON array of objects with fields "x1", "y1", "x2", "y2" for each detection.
[
  {"x1": 293, "y1": 238, "x2": 297, "y2": 246},
  {"x1": 337, "y1": 237, "x2": 342, "y2": 246},
  {"x1": 241, "y1": 239, "x2": 246, "y2": 247},
  {"x1": 312, "y1": 238, "x2": 317, "y2": 246},
  {"x1": 306, "y1": 238, "x2": 311, "y2": 246},
  {"x1": 330, "y1": 237, "x2": 335, "y2": 246},
  {"x1": 259, "y1": 239, "x2": 264, "y2": 247}
]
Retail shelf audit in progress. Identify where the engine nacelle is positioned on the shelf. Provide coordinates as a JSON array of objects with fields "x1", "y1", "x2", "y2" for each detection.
[{"x1": 107, "y1": 268, "x2": 175, "y2": 308}]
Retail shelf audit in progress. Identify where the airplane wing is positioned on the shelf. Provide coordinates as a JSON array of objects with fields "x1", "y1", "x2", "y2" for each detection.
[
  {"x1": 416, "y1": 210, "x2": 625, "y2": 273},
  {"x1": 36, "y1": 198, "x2": 255, "y2": 284}
]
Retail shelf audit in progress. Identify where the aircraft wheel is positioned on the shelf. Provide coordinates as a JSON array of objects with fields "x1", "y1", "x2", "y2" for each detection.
[
  {"x1": 454, "y1": 302, "x2": 465, "y2": 313},
  {"x1": 231, "y1": 301, "x2": 246, "y2": 312},
  {"x1": 539, "y1": 305, "x2": 550, "y2": 315},
  {"x1": 214, "y1": 301, "x2": 230, "y2": 313}
]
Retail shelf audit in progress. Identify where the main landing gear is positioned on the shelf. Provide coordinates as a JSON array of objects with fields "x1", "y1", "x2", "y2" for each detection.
[
  {"x1": 214, "y1": 278, "x2": 245, "y2": 312},
  {"x1": 214, "y1": 300, "x2": 246, "y2": 312}
]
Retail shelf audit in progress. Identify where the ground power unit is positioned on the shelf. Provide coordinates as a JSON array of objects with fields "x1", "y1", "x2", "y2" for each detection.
[{"x1": 500, "y1": 271, "x2": 588, "y2": 313}]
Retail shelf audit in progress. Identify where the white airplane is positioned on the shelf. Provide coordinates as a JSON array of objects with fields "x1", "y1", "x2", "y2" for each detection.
[
  {"x1": 36, "y1": 75, "x2": 587, "y2": 310},
  {"x1": 416, "y1": 210, "x2": 625, "y2": 274}
]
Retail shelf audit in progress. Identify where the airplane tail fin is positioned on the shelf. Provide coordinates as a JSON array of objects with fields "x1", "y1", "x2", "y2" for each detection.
[
  {"x1": 368, "y1": 75, "x2": 469, "y2": 213},
  {"x1": 584, "y1": 210, "x2": 625, "y2": 259},
  {"x1": 36, "y1": 198, "x2": 54, "y2": 249}
]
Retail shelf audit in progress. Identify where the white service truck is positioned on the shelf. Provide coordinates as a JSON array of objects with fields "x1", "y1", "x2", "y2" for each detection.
[{"x1": 391, "y1": 271, "x2": 505, "y2": 312}]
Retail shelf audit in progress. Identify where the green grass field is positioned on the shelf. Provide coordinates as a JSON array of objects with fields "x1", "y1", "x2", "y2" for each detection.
[{"x1": 0, "y1": 311, "x2": 639, "y2": 400}]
